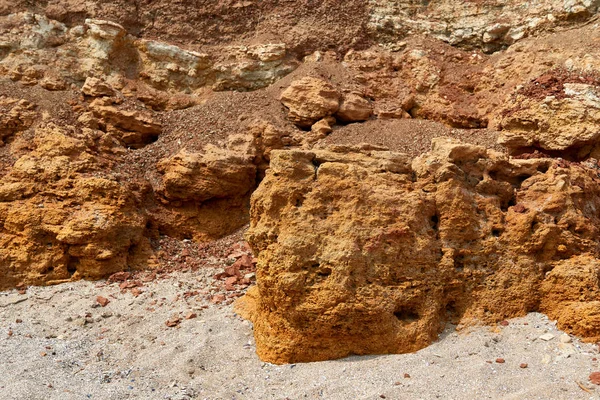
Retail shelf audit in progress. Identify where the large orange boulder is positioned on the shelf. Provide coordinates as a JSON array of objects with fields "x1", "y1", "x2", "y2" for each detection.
[{"x1": 237, "y1": 138, "x2": 600, "y2": 364}]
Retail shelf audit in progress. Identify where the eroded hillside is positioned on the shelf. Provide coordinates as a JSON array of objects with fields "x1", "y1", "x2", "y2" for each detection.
[{"x1": 1, "y1": 1, "x2": 600, "y2": 363}]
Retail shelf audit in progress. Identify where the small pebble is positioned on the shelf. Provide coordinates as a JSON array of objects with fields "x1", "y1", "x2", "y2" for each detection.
[
  {"x1": 539, "y1": 333, "x2": 554, "y2": 341},
  {"x1": 559, "y1": 334, "x2": 571, "y2": 343}
]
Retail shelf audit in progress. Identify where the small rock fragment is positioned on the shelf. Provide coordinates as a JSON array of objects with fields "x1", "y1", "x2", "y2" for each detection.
[
  {"x1": 558, "y1": 342, "x2": 576, "y2": 355},
  {"x1": 165, "y1": 317, "x2": 181, "y2": 328},
  {"x1": 224, "y1": 264, "x2": 241, "y2": 278},
  {"x1": 211, "y1": 294, "x2": 226, "y2": 304},
  {"x1": 96, "y1": 296, "x2": 110, "y2": 307},
  {"x1": 120, "y1": 281, "x2": 142, "y2": 290},
  {"x1": 82, "y1": 77, "x2": 116, "y2": 97},
  {"x1": 310, "y1": 117, "x2": 335, "y2": 138},
  {"x1": 225, "y1": 276, "x2": 238, "y2": 291},
  {"x1": 280, "y1": 77, "x2": 341, "y2": 127},
  {"x1": 559, "y1": 333, "x2": 572, "y2": 343},
  {"x1": 590, "y1": 372, "x2": 600, "y2": 385},
  {"x1": 541, "y1": 354, "x2": 552, "y2": 364},
  {"x1": 403, "y1": 373, "x2": 410, "y2": 378},
  {"x1": 108, "y1": 272, "x2": 132, "y2": 282},
  {"x1": 496, "y1": 358, "x2": 505, "y2": 363},
  {"x1": 336, "y1": 93, "x2": 373, "y2": 122},
  {"x1": 539, "y1": 333, "x2": 554, "y2": 341},
  {"x1": 185, "y1": 312, "x2": 197, "y2": 320},
  {"x1": 519, "y1": 363, "x2": 528, "y2": 368},
  {"x1": 40, "y1": 76, "x2": 67, "y2": 91}
]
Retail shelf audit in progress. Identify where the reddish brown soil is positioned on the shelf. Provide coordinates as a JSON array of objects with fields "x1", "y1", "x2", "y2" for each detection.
[
  {"x1": 518, "y1": 67, "x2": 600, "y2": 101},
  {"x1": 322, "y1": 119, "x2": 504, "y2": 156}
]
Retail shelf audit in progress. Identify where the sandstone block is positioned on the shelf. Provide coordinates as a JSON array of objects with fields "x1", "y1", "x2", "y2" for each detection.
[
  {"x1": 280, "y1": 77, "x2": 341, "y2": 128},
  {"x1": 237, "y1": 138, "x2": 600, "y2": 363}
]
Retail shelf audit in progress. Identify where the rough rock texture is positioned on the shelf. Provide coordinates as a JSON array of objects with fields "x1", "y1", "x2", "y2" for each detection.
[
  {"x1": 280, "y1": 77, "x2": 341, "y2": 128},
  {"x1": 157, "y1": 147, "x2": 256, "y2": 203},
  {"x1": 0, "y1": 97, "x2": 37, "y2": 144},
  {"x1": 0, "y1": 125, "x2": 151, "y2": 289},
  {"x1": 0, "y1": 1, "x2": 372, "y2": 55},
  {"x1": 0, "y1": 13, "x2": 298, "y2": 94},
  {"x1": 238, "y1": 138, "x2": 600, "y2": 363},
  {"x1": 369, "y1": 0, "x2": 600, "y2": 53},
  {"x1": 2, "y1": 1, "x2": 600, "y2": 365},
  {"x1": 336, "y1": 93, "x2": 373, "y2": 122},
  {"x1": 88, "y1": 99, "x2": 162, "y2": 149},
  {"x1": 498, "y1": 72, "x2": 600, "y2": 158},
  {"x1": 81, "y1": 77, "x2": 115, "y2": 97}
]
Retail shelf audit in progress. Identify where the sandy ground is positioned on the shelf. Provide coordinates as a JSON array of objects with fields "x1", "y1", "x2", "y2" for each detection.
[{"x1": 1, "y1": 269, "x2": 599, "y2": 400}]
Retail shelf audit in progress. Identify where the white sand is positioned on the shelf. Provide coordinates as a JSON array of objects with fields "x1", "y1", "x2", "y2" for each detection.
[{"x1": 1, "y1": 270, "x2": 599, "y2": 400}]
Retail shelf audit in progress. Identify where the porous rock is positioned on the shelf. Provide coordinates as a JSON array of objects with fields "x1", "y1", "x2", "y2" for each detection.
[
  {"x1": 89, "y1": 100, "x2": 162, "y2": 148},
  {"x1": 280, "y1": 77, "x2": 341, "y2": 128},
  {"x1": 156, "y1": 145, "x2": 256, "y2": 203},
  {"x1": 237, "y1": 138, "x2": 600, "y2": 364},
  {"x1": 498, "y1": 77, "x2": 600, "y2": 158},
  {"x1": 81, "y1": 77, "x2": 116, "y2": 97},
  {"x1": 336, "y1": 93, "x2": 373, "y2": 122},
  {"x1": 0, "y1": 98, "x2": 37, "y2": 143},
  {"x1": 0, "y1": 125, "x2": 151, "y2": 289}
]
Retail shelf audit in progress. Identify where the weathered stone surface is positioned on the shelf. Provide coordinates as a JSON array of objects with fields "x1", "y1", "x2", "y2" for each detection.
[
  {"x1": 237, "y1": 138, "x2": 600, "y2": 363},
  {"x1": 156, "y1": 146, "x2": 256, "y2": 203},
  {"x1": 305, "y1": 117, "x2": 335, "y2": 146},
  {"x1": 0, "y1": 125, "x2": 151, "y2": 289},
  {"x1": 540, "y1": 255, "x2": 600, "y2": 341},
  {"x1": 81, "y1": 77, "x2": 116, "y2": 97},
  {"x1": 497, "y1": 72, "x2": 600, "y2": 158},
  {"x1": 39, "y1": 74, "x2": 67, "y2": 91},
  {"x1": 0, "y1": 13, "x2": 298, "y2": 95},
  {"x1": 0, "y1": 97, "x2": 37, "y2": 143},
  {"x1": 280, "y1": 77, "x2": 341, "y2": 128},
  {"x1": 89, "y1": 100, "x2": 162, "y2": 148},
  {"x1": 369, "y1": 0, "x2": 600, "y2": 53},
  {"x1": 336, "y1": 94, "x2": 373, "y2": 122}
]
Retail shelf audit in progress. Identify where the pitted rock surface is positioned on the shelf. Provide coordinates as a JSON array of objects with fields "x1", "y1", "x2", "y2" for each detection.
[{"x1": 237, "y1": 139, "x2": 600, "y2": 363}]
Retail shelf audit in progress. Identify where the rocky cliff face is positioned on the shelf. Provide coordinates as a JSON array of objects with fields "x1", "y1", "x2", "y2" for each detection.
[
  {"x1": 237, "y1": 139, "x2": 600, "y2": 363},
  {"x1": 2, "y1": 0, "x2": 600, "y2": 362}
]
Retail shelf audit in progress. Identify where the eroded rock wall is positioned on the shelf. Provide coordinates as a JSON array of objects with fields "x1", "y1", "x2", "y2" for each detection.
[
  {"x1": 369, "y1": 0, "x2": 599, "y2": 52},
  {"x1": 0, "y1": 124, "x2": 151, "y2": 287},
  {"x1": 237, "y1": 139, "x2": 600, "y2": 363},
  {"x1": 0, "y1": 13, "x2": 297, "y2": 93},
  {"x1": 2, "y1": 1, "x2": 600, "y2": 350}
]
